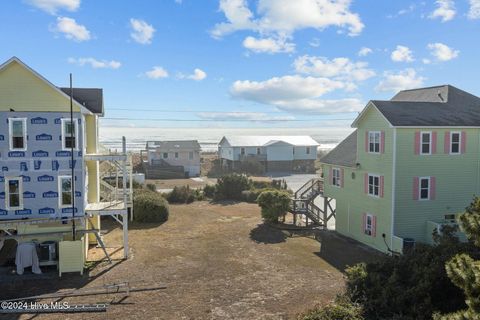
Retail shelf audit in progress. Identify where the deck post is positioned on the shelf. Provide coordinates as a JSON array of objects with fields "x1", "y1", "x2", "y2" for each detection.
[
  {"x1": 323, "y1": 197, "x2": 328, "y2": 229},
  {"x1": 122, "y1": 137, "x2": 129, "y2": 259}
]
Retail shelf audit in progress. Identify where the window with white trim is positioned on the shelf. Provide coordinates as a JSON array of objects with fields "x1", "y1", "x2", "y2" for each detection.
[
  {"x1": 175, "y1": 152, "x2": 179, "y2": 159},
  {"x1": 368, "y1": 131, "x2": 380, "y2": 153},
  {"x1": 241, "y1": 148, "x2": 245, "y2": 155},
  {"x1": 61, "y1": 119, "x2": 78, "y2": 150},
  {"x1": 5, "y1": 177, "x2": 23, "y2": 210},
  {"x1": 419, "y1": 177, "x2": 430, "y2": 200},
  {"x1": 256, "y1": 147, "x2": 261, "y2": 155},
  {"x1": 365, "y1": 214, "x2": 373, "y2": 236},
  {"x1": 59, "y1": 176, "x2": 73, "y2": 207},
  {"x1": 306, "y1": 147, "x2": 311, "y2": 154},
  {"x1": 450, "y1": 132, "x2": 461, "y2": 154},
  {"x1": 421, "y1": 132, "x2": 431, "y2": 155},
  {"x1": 189, "y1": 151, "x2": 194, "y2": 160},
  {"x1": 9, "y1": 118, "x2": 27, "y2": 151},
  {"x1": 368, "y1": 174, "x2": 380, "y2": 197},
  {"x1": 332, "y1": 168, "x2": 341, "y2": 187},
  {"x1": 163, "y1": 152, "x2": 168, "y2": 159}
]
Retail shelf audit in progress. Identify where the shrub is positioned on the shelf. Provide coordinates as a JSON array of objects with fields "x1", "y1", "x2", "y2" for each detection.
[
  {"x1": 167, "y1": 186, "x2": 196, "y2": 204},
  {"x1": 301, "y1": 296, "x2": 363, "y2": 320},
  {"x1": 133, "y1": 189, "x2": 169, "y2": 223},
  {"x1": 215, "y1": 174, "x2": 252, "y2": 200},
  {"x1": 257, "y1": 190, "x2": 291, "y2": 223},
  {"x1": 237, "y1": 158, "x2": 264, "y2": 175},
  {"x1": 146, "y1": 183, "x2": 157, "y2": 192},
  {"x1": 344, "y1": 227, "x2": 478, "y2": 320},
  {"x1": 203, "y1": 184, "x2": 216, "y2": 198}
]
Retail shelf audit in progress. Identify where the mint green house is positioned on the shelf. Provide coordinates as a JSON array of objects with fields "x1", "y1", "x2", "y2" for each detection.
[{"x1": 320, "y1": 85, "x2": 478, "y2": 254}]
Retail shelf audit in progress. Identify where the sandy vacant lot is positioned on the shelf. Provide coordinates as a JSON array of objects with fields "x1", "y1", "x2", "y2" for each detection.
[{"x1": 1, "y1": 202, "x2": 378, "y2": 320}]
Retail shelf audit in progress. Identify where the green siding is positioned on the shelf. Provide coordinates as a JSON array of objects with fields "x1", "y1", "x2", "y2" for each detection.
[
  {"x1": 323, "y1": 105, "x2": 394, "y2": 253},
  {"x1": 394, "y1": 128, "x2": 479, "y2": 242}
]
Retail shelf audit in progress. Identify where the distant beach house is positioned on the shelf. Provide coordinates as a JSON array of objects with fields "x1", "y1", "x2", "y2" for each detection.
[
  {"x1": 143, "y1": 140, "x2": 201, "y2": 178},
  {"x1": 320, "y1": 85, "x2": 478, "y2": 254},
  {"x1": 218, "y1": 136, "x2": 319, "y2": 173},
  {"x1": 0, "y1": 57, "x2": 131, "y2": 276}
]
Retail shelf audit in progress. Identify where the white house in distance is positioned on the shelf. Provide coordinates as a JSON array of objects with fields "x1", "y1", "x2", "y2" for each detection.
[
  {"x1": 144, "y1": 140, "x2": 201, "y2": 178},
  {"x1": 218, "y1": 136, "x2": 319, "y2": 173}
]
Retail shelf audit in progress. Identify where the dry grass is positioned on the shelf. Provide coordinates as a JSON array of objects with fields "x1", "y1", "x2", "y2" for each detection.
[{"x1": 4, "y1": 202, "x2": 377, "y2": 320}]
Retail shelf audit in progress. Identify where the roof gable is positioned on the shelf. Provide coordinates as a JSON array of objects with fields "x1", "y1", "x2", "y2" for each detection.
[{"x1": 0, "y1": 57, "x2": 91, "y2": 114}]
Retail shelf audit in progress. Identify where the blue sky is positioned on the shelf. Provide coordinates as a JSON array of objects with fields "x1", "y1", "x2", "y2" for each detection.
[{"x1": 1, "y1": 0, "x2": 479, "y2": 128}]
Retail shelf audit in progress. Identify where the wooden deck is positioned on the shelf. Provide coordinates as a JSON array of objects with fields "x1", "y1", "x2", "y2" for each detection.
[{"x1": 85, "y1": 201, "x2": 127, "y2": 215}]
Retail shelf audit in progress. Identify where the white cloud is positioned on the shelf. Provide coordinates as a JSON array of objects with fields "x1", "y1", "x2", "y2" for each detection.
[
  {"x1": 197, "y1": 112, "x2": 295, "y2": 121},
  {"x1": 293, "y1": 55, "x2": 375, "y2": 81},
  {"x1": 54, "y1": 17, "x2": 90, "y2": 41},
  {"x1": 230, "y1": 75, "x2": 362, "y2": 114},
  {"x1": 375, "y1": 68, "x2": 425, "y2": 92},
  {"x1": 68, "y1": 57, "x2": 121, "y2": 69},
  {"x1": 391, "y1": 45, "x2": 414, "y2": 62},
  {"x1": 468, "y1": 0, "x2": 480, "y2": 19},
  {"x1": 211, "y1": 0, "x2": 364, "y2": 53},
  {"x1": 358, "y1": 47, "x2": 372, "y2": 57},
  {"x1": 145, "y1": 66, "x2": 169, "y2": 79},
  {"x1": 130, "y1": 18, "x2": 155, "y2": 44},
  {"x1": 429, "y1": 0, "x2": 456, "y2": 22},
  {"x1": 179, "y1": 68, "x2": 207, "y2": 81},
  {"x1": 422, "y1": 58, "x2": 431, "y2": 64},
  {"x1": 26, "y1": 0, "x2": 80, "y2": 14},
  {"x1": 175, "y1": 0, "x2": 182, "y2": 3},
  {"x1": 427, "y1": 42, "x2": 459, "y2": 61},
  {"x1": 243, "y1": 36, "x2": 295, "y2": 54}
]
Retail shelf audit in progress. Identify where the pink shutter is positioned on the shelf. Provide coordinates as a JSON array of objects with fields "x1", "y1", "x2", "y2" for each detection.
[
  {"x1": 432, "y1": 132, "x2": 437, "y2": 154},
  {"x1": 365, "y1": 131, "x2": 369, "y2": 152},
  {"x1": 413, "y1": 177, "x2": 419, "y2": 200},
  {"x1": 372, "y1": 216, "x2": 377, "y2": 237},
  {"x1": 414, "y1": 131, "x2": 420, "y2": 155},
  {"x1": 362, "y1": 213, "x2": 366, "y2": 234},
  {"x1": 364, "y1": 173, "x2": 368, "y2": 194},
  {"x1": 461, "y1": 131, "x2": 467, "y2": 154},
  {"x1": 379, "y1": 176, "x2": 385, "y2": 198},
  {"x1": 340, "y1": 168, "x2": 344, "y2": 188},
  {"x1": 430, "y1": 177, "x2": 436, "y2": 200},
  {"x1": 380, "y1": 131, "x2": 385, "y2": 154},
  {"x1": 329, "y1": 167, "x2": 333, "y2": 185},
  {"x1": 444, "y1": 131, "x2": 450, "y2": 154}
]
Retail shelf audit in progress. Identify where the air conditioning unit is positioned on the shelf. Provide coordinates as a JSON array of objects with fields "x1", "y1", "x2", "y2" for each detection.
[{"x1": 38, "y1": 241, "x2": 57, "y2": 262}]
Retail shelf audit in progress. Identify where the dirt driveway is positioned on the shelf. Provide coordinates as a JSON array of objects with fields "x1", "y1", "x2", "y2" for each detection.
[{"x1": 2, "y1": 202, "x2": 378, "y2": 320}]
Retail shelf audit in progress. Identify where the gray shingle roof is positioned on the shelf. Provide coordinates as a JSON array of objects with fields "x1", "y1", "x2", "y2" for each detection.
[
  {"x1": 146, "y1": 140, "x2": 201, "y2": 151},
  {"x1": 60, "y1": 87, "x2": 104, "y2": 115},
  {"x1": 371, "y1": 85, "x2": 480, "y2": 126},
  {"x1": 320, "y1": 130, "x2": 357, "y2": 168}
]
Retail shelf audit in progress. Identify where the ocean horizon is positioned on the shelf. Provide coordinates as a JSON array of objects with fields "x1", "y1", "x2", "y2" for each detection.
[{"x1": 99, "y1": 126, "x2": 354, "y2": 152}]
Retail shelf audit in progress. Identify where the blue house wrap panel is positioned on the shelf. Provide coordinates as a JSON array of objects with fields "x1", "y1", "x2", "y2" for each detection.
[{"x1": 0, "y1": 112, "x2": 85, "y2": 219}]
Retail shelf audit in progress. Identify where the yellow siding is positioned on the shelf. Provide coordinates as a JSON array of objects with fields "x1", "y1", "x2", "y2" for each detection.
[{"x1": 0, "y1": 60, "x2": 81, "y2": 112}]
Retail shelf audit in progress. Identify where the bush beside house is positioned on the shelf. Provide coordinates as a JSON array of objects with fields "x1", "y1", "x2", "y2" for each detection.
[
  {"x1": 133, "y1": 189, "x2": 169, "y2": 223},
  {"x1": 257, "y1": 190, "x2": 291, "y2": 223}
]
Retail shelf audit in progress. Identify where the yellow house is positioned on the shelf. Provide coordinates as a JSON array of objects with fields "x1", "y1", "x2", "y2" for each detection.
[{"x1": 0, "y1": 57, "x2": 132, "y2": 276}]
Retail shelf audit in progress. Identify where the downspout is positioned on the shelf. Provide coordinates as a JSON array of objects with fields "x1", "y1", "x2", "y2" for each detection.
[{"x1": 390, "y1": 128, "x2": 397, "y2": 250}]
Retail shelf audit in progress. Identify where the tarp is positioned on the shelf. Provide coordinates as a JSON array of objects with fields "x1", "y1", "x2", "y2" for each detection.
[{"x1": 15, "y1": 242, "x2": 42, "y2": 275}]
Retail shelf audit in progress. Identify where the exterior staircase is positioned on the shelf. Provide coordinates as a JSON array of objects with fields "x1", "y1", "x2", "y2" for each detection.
[{"x1": 291, "y1": 178, "x2": 335, "y2": 227}]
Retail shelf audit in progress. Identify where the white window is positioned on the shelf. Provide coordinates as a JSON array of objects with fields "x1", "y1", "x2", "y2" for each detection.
[
  {"x1": 306, "y1": 147, "x2": 311, "y2": 154},
  {"x1": 332, "y1": 168, "x2": 341, "y2": 187},
  {"x1": 59, "y1": 176, "x2": 73, "y2": 208},
  {"x1": 5, "y1": 177, "x2": 23, "y2": 210},
  {"x1": 163, "y1": 153, "x2": 168, "y2": 159},
  {"x1": 9, "y1": 118, "x2": 27, "y2": 151},
  {"x1": 189, "y1": 151, "x2": 194, "y2": 160},
  {"x1": 61, "y1": 119, "x2": 78, "y2": 150},
  {"x1": 421, "y1": 132, "x2": 431, "y2": 155},
  {"x1": 365, "y1": 214, "x2": 373, "y2": 236},
  {"x1": 368, "y1": 131, "x2": 380, "y2": 153},
  {"x1": 419, "y1": 177, "x2": 430, "y2": 200},
  {"x1": 175, "y1": 152, "x2": 179, "y2": 159},
  {"x1": 241, "y1": 148, "x2": 245, "y2": 155},
  {"x1": 368, "y1": 174, "x2": 380, "y2": 197},
  {"x1": 450, "y1": 132, "x2": 461, "y2": 154}
]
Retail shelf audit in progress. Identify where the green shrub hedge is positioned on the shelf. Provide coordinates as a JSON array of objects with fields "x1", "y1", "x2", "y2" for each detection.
[
  {"x1": 133, "y1": 189, "x2": 169, "y2": 223},
  {"x1": 166, "y1": 186, "x2": 199, "y2": 204},
  {"x1": 257, "y1": 190, "x2": 291, "y2": 223},
  {"x1": 215, "y1": 174, "x2": 252, "y2": 200}
]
